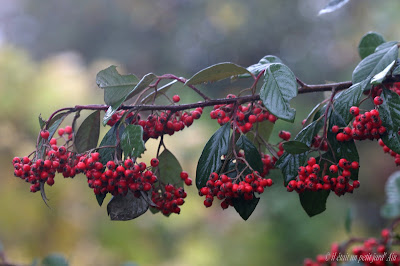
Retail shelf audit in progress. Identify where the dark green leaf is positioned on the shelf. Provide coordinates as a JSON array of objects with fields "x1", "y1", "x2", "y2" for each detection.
[
  {"x1": 371, "y1": 60, "x2": 396, "y2": 85},
  {"x1": 345, "y1": 207, "x2": 352, "y2": 234},
  {"x1": 318, "y1": 0, "x2": 350, "y2": 15},
  {"x1": 155, "y1": 149, "x2": 183, "y2": 187},
  {"x1": 232, "y1": 195, "x2": 259, "y2": 220},
  {"x1": 276, "y1": 152, "x2": 308, "y2": 185},
  {"x1": 142, "y1": 80, "x2": 178, "y2": 104},
  {"x1": 74, "y1": 111, "x2": 100, "y2": 153},
  {"x1": 352, "y1": 43, "x2": 398, "y2": 85},
  {"x1": 107, "y1": 191, "x2": 149, "y2": 220},
  {"x1": 393, "y1": 64, "x2": 400, "y2": 76},
  {"x1": 332, "y1": 81, "x2": 364, "y2": 124},
  {"x1": 299, "y1": 190, "x2": 330, "y2": 217},
  {"x1": 283, "y1": 141, "x2": 310, "y2": 154},
  {"x1": 38, "y1": 114, "x2": 46, "y2": 129},
  {"x1": 96, "y1": 193, "x2": 107, "y2": 207},
  {"x1": 239, "y1": 55, "x2": 283, "y2": 78},
  {"x1": 98, "y1": 123, "x2": 123, "y2": 166},
  {"x1": 236, "y1": 135, "x2": 263, "y2": 173},
  {"x1": 42, "y1": 253, "x2": 68, "y2": 266},
  {"x1": 295, "y1": 120, "x2": 324, "y2": 146},
  {"x1": 358, "y1": 32, "x2": 386, "y2": 59},
  {"x1": 327, "y1": 112, "x2": 359, "y2": 180},
  {"x1": 196, "y1": 123, "x2": 231, "y2": 189},
  {"x1": 96, "y1": 65, "x2": 139, "y2": 106},
  {"x1": 260, "y1": 63, "x2": 297, "y2": 122},
  {"x1": 375, "y1": 41, "x2": 399, "y2": 52},
  {"x1": 303, "y1": 102, "x2": 325, "y2": 127},
  {"x1": 120, "y1": 125, "x2": 146, "y2": 158},
  {"x1": 380, "y1": 88, "x2": 400, "y2": 154},
  {"x1": 186, "y1": 63, "x2": 251, "y2": 85},
  {"x1": 381, "y1": 171, "x2": 400, "y2": 218}
]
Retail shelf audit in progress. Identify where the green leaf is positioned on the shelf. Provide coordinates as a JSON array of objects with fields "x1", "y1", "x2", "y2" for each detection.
[
  {"x1": 358, "y1": 32, "x2": 386, "y2": 59},
  {"x1": 295, "y1": 119, "x2": 324, "y2": 146},
  {"x1": 74, "y1": 111, "x2": 100, "y2": 153},
  {"x1": 392, "y1": 64, "x2": 400, "y2": 76},
  {"x1": 375, "y1": 41, "x2": 399, "y2": 52},
  {"x1": 126, "y1": 72, "x2": 157, "y2": 102},
  {"x1": 260, "y1": 63, "x2": 297, "y2": 122},
  {"x1": 352, "y1": 43, "x2": 399, "y2": 85},
  {"x1": 299, "y1": 190, "x2": 330, "y2": 217},
  {"x1": 303, "y1": 102, "x2": 325, "y2": 127},
  {"x1": 371, "y1": 60, "x2": 396, "y2": 85},
  {"x1": 156, "y1": 149, "x2": 183, "y2": 186},
  {"x1": 381, "y1": 171, "x2": 400, "y2": 219},
  {"x1": 327, "y1": 112, "x2": 359, "y2": 180},
  {"x1": 142, "y1": 80, "x2": 178, "y2": 104},
  {"x1": 232, "y1": 195, "x2": 260, "y2": 220},
  {"x1": 107, "y1": 191, "x2": 149, "y2": 220},
  {"x1": 196, "y1": 123, "x2": 231, "y2": 189},
  {"x1": 318, "y1": 0, "x2": 350, "y2": 15},
  {"x1": 42, "y1": 253, "x2": 68, "y2": 266},
  {"x1": 345, "y1": 207, "x2": 353, "y2": 234},
  {"x1": 186, "y1": 63, "x2": 251, "y2": 85},
  {"x1": 283, "y1": 141, "x2": 310, "y2": 154},
  {"x1": 332, "y1": 81, "x2": 364, "y2": 124},
  {"x1": 120, "y1": 125, "x2": 146, "y2": 158},
  {"x1": 96, "y1": 65, "x2": 139, "y2": 106},
  {"x1": 102, "y1": 73, "x2": 157, "y2": 126},
  {"x1": 96, "y1": 193, "x2": 107, "y2": 207},
  {"x1": 48, "y1": 112, "x2": 69, "y2": 140},
  {"x1": 98, "y1": 123, "x2": 122, "y2": 166},
  {"x1": 239, "y1": 55, "x2": 283, "y2": 78},
  {"x1": 236, "y1": 135, "x2": 263, "y2": 173},
  {"x1": 38, "y1": 114, "x2": 46, "y2": 129},
  {"x1": 380, "y1": 88, "x2": 400, "y2": 154}
]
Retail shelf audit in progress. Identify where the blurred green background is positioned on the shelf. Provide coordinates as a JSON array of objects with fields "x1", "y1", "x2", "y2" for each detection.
[{"x1": 1, "y1": 0, "x2": 400, "y2": 265}]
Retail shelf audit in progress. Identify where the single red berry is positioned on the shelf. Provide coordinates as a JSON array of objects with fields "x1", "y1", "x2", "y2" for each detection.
[
  {"x1": 180, "y1": 171, "x2": 189, "y2": 180},
  {"x1": 374, "y1": 96, "x2": 383, "y2": 106},
  {"x1": 172, "y1": 95, "x2": 180, "y2": 103},
  {"x1": 65, "y1": 126, "x2": 73, "y2": 134},
  {"x1": 58, "y1": 128, "x2": 65, "y2": 136},
  {"x1": 150, "y1": 158, "x2": 159, "y2": 167},
  {"x1": 40, "y1": 130, "x2": 50, "y2": 140},
  {"x1": 329, "y1": 165, "x2": 338, "y2": 174},
  {"x1": 184, "y1": 178, "x2": 192, "y2": 186},
  {"x1": 352, "y1": 180, "x2": 360, "y2": 188},
  {"x1": 349, "y1": 106, "x2": 360, "y2": 116},
  {"x1": 248, "y1": 115, "x2": 257, "y2": 124},
  {"x1": 331, "y1": 125, "x2": 339, "y2": 133}
]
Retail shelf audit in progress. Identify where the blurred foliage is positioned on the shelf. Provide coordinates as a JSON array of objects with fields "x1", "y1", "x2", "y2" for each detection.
[{"x1": 0, "y1": 0, "x2": 400, "y2": 265}]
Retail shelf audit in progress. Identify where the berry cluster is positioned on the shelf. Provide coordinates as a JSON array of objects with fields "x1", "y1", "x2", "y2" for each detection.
[
  {"x1": 13, "y1": 138, "x2": 80, "y2": 192},
  {"x1": 199, "y1": 172, "x2": 273, "y2": 209},
  {"x1": 107, "y1": 108, "x2": 203, "y2": 141},
  {"x1": 151, "y1": 182, "x2": 187, "y2": 215},
  {"x1": 286, "y1": 157, "x2": 360, "y2": 196},
  {"x1": 368, "y1": 82, "x2": 400, "y2": 98},
  {"x1": 210, "y1": 94, "x2": 277, "y2": 134},
  {"x1": 304, "y1": 229, "x2": 400, "y2": 266},
  {"x1": 333, "y1": 107, "x2": 386, "y2": 142}
]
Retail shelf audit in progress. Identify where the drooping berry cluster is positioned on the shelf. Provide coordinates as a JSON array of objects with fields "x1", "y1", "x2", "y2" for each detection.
[
  {"x1": 151, "y1": 183, "x2": 187, "y2": 215},
  {"x1": 107, "y1": 108, "x2": 203, "y2": 141},
  {"x1": 304, "y1": 229, "x2": 400, "y2": 266},
  {"x1": 333, "y1": 106, "x2": 386, "y2": 142},
  {"x1": 286, "y1": 157, "x2": 360, "y2": 196},
  {"x1": 210, "y1": 94, "x2": 277, "y2": 134},
  {"x1": 199, "y1": 172, "x2": 273, "y2": 209},
  {"x1": 13, "y1": 138, "x2": 80, "y2": 192}
]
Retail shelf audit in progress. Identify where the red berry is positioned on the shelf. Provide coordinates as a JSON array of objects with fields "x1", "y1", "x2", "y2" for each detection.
[
  {"x1": 248, "y1": 115, "x2": 257, "y2": 124},
  {"x1": 58, "y1": 128, "x2": 65, "y2": 136},
  {"x1": 332, "y1": 125, "x2": 339, "y2": 133},
  {"x1": 172, "y1": 95, "x2": 180, "y2": 103},
  {"x1": 374, "y1": 96, "x2": 383, "y2": 106},
  {"x1": 40, "y1": 130, "x2": 50, "y2": 140},
  {"x1": 150, "y1": 158, "x2": 159, "y2": 167},
  {"x1": 65, "y1": 126, "x2": 73, "y2": 134},
  {"x1": 180, "y1": 171, "x2": 189, "y2": 180},
  {"x1": 184, "y1": 178, "x2": 192, "y2": 186},
  {"x1": 349, "y1": 106, "x2": 359, "y2": 116}
]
